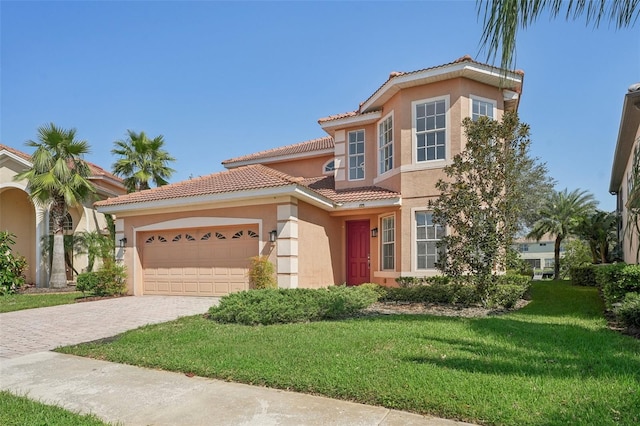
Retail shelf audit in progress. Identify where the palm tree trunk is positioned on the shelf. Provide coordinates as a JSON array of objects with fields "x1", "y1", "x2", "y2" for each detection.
[
  {"x1": 49, "y1": 200, "x2": 68, "y2": 288},
  {"x1": 50, "y1": 233, "x2": 67, "y2": 288},
  {"x1": 554, "y1": 237, "x2": 562, "y2": 280}
]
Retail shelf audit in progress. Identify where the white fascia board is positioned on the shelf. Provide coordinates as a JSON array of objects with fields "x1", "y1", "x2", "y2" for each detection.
[
  {"x1": 97, "y1": 184, "x2": 338, "y2": 215},
  {"x1": 334, "y1": 197, "x2": 402, "y2": 210},
  {"x1": 319, "y1": 111, "x2": 382, "y2": 132},
  {"x1": 0, "y1": 150, "x2": 32, "y2": 168},
  {"x1": 97, "y1": 185, "x2": 301, "y2": 215},
  {"x1": 224, "y1": 148, "x2": 335, "y2": 169},
  {"x1": 291, "y1": 186, "x2": 336, "y2": 210}
]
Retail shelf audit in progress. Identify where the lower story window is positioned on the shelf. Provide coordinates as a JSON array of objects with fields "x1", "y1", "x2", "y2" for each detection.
[
  {"x1": 381, "y1": 216, "x2": 395, "y2": 270},
  {"x1": 415, "y1": 211, "x2": 445, "y2": 269}
]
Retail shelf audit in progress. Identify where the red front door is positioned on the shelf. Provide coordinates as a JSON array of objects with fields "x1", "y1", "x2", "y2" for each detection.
[{"x1": 346, "y1": 220, "x2": 370, "y2": 285}]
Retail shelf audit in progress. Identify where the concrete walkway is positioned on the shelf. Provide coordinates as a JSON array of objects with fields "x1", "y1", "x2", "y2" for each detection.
[{"x1": 0, "y1": 296, "x2": 475, "y2": 425}]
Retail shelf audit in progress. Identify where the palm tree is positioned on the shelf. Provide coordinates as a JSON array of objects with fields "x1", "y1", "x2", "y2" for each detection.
[
  {"x1": 15, "y1": 123, "x2": 95, "y2": 288},
  {"x1": 74, "y1": 231, "x2": 114, "y2": 272},
  {"x1": 575, "y1": 210, "x2": 618, "y2": 264},
  {"x1": 477, "y1": 0, "x2": 638, "y2": 72},
  {"x1": 111, "y1": 130, "x2": 176, "y2": 192},
  {"x1": 527, "y1": 188, "x2": 598, "y2": 280}
]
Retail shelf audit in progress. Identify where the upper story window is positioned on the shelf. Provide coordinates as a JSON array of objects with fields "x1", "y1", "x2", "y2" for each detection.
[
  {"x1": 471, "y1": 96, "x2": 496, "y2": 121},
  {"x1": 378, "y1": 114, "x2": 393, "y2": 174},
  {"x1": 518, "y1": 244, "x2": 529, "y2": 253},
  {"x1": 323, "y1": 159, "x2": 335, "y2": 175},
  {"x1": 348, "y1": 130, "x2": 365, "y2": 180},
  {"x1": 415, "y1": 98, "x2": 446, "y2": 162}
]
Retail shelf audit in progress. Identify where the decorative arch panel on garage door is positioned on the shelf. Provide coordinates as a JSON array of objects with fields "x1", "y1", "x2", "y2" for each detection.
[{"x1": 140, "y1": 225, "x2": 259, "y2": 296}]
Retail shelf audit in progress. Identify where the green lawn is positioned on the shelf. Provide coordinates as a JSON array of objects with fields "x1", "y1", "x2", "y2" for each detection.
[
  {"x1": 0, "y1": 391, "x2": 108, "y2": 426},
  {"x1": 58, "y1": 281, "x2": 640, "y2": 426},
  {"x1": 0, "y1": 292, "x2": 82, "y2": 313}
]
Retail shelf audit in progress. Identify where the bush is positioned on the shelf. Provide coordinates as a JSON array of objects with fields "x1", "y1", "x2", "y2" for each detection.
[
  {"x1": 569, "y1": 265, "x2": 597, "y2": 286},
  {"x1": 248, "y1": 256, "x2": 276, "y2": 289},
  {"x1": 208, "y1": 285, "x2": 379, "y2": 325},
  {"x1": 486, "y1": 284, "x2": 525, "y2": 309},
  {"x1": 0, "y1": 231, "x2": 28, "y2": 294},
  {"x1": 76, "y1": 262, "x2": 127, "y2": 296},
  {"x1": 615, "y1": 292, "x2": 640, "y2": 329},
  {"x1": 395, "y1": 276, "x2": 423, "y2": 288},
  {"x1": 597, "y1": 264, "x2": 640, "y2": 308},
  {"x1": 359, "y1": 282, "x2": 388, "y2": 299}
]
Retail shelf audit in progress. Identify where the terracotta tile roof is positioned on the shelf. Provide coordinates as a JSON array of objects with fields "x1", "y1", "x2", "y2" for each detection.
[
  {"x1": 299, "y1": 176, "x2": 400, "y2": 204},
  {"x1": 0, "y1": 144, "x2": 32, "y2": 162},
  {"x1": 319, "y1": 55, "x2": 524, "y2": 124},
  {"x1": 96, "y1": 164, "x2": 300, "y2": 207},
  {"x1": 0, "y1": 143, "x2": 123, "y2": 183},
  {"x1": 222, "y1": 136, "x2": 334, "y2": 166},
  {"x1": 97, "y1": 164, "x2": 400, "y2": 208}
]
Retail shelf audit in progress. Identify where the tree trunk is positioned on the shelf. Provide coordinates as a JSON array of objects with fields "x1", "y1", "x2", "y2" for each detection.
[
  {"x1": 50, "y1": 233, "x2": 67, "y2": 288},
  {"x1": 554, "y1": 236, "x2": 562, "y2": 280},
  {"x1": 49, "y1": 200, "x2": 68, "y2": 288}
]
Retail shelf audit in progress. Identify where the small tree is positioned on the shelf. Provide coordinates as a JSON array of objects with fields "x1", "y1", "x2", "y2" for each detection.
[
  {"x1": 431, "y1": 112, "x2": 545, "y2": 304},
  {"x1": 575, "y1": 210, "x2": 617, "y2": 264},
  {"x1": 560, "y1": 239, "x2": 592, "y2": 279}
]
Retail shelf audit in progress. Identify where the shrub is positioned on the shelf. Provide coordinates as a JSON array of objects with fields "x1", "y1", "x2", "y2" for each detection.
[
  {"x1": 248, "y1": 256, "x2": 276, "y2": 289},
  {"x1": 486, "y1": 284, "x2": 525, "y2": 309},
  {"x1": 0, "y1": 231, "x2": 28, "y2": 294},
  {"x1": 615, "y1": 292, "x2": 640, "y2": 329},
  {"x1": 76, "y1": 262, "x2": 127, "y2": 296},
  {"x1": 569, "y1": 265, "x2": 597, "y2": 286},
  {"x1": 208, "y1": 285, "x2": 379, "y2": 325},
  {"x1": 395, "y1": 276, "x2": 423, "y2": 288},
  {"x1": 598, "y1": 264, "x2": 640, "y2": 308},
  {"x1": 561, "y1": 239, "x2": 592, "y2": 278},
  {"x1": 359, "y1": 283, "x2": 388, "y2": 299}
]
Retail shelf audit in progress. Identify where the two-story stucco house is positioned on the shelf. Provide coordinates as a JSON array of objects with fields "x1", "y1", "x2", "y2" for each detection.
[
  {"x1": 610, "y1": 83, "x2": 640, "y2": 264},
  {"x1": 0, "y1": 144, "x2": 126, "y2": 286},
  {"x1": 96, "y1": 56, "x2": 524, "y2": 297}
]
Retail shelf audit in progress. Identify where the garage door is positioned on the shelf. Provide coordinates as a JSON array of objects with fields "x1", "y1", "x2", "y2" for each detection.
[{"x1": 140, "y1": 225, "x2": 259, "y2": 296}]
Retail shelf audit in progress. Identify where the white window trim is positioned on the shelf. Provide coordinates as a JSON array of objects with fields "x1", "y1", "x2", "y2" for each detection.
[
  {"x1": 377, "y1": 111, "x2": 394, "y2": 177},
  {"x1": 469, "y1": 95, "x2": 497, "y2": 121},
  {"x1": 411, "y1": 95, "x2": 450, "y2": 166},
  {"x1": 348, "y1": 129, "x2": 366, "y2": 181},
  {"x1": 379, "y1": 213, "x2": 396, "y2": 271},
  {"x1": 322, "y1": 158, "x2": 335, "y2": 175},
  {"x1": 410, "y1": 207, "x2": 447, "y2": 276}
]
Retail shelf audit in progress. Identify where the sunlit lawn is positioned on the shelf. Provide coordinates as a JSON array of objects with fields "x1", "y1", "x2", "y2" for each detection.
[
  {"x1": 0, "y1": 292, "x2": 82, "y2": 313},
  {"x1": 59, "y1": 281, "x2": 640, "y2": 425}
]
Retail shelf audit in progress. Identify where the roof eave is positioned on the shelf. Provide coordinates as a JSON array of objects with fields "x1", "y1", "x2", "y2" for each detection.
[
  {"x1": 223, "y1": 148, "x2": 335, "y2": 169},
  {"x1": 319, "y1": 111, "x2": 383, "y2": 133},
  {"x1": 334, "y1": 197, "x2": 402, "y2": 210},
  {"x1": 360, "y1": 62, "x2": 523, "y2": 113},
  {"x1": 609, "y1": 88, "x2": 640, "y2": 193},
  {"x1": 96, "y1": 183, "x2": 338, "y2": 215}
]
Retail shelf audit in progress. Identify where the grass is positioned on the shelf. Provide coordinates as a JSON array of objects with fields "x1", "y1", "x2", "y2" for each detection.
[
  {"x1": 0, "y1": 391, "x2": 108, "y2": 425},
  {"x1": 0, "y1": 292, "x2": 82, "y2": 313},
  {"x1": 58, "y1": 281, "x2": 640, "y2": 426}
]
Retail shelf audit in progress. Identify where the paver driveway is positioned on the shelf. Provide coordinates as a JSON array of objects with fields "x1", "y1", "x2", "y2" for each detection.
[{"x1": 0, "y1": 296, "x2": 217, "y2": 359}]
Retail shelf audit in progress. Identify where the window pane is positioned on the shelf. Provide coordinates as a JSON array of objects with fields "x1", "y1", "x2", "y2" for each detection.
[
  {"x1": 426, "y1": 103, "x2": 435, "y2": 116},
  {"x1": 436, "y1": 100, "x2": 445, "y2": 114},
  {"x1": 426, "y1": 116, "x2": 435, "y2": 130},
  {"x1": 436, "y1": 115, "x2": 445, "y2": 129}
]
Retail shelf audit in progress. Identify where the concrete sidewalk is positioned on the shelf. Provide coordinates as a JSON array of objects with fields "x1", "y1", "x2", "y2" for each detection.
[{"x1": 1, "y1": 352, "x2": 474, "y2": 426}]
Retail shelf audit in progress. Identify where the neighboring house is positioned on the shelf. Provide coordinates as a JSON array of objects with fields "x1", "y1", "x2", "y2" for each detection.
[
  {"x1": 513, "y1": 235, "x2": 564, "y2": 271},
  {"x1": 96, "y1": 55, "x2": 524, "y2": 297},
  {"x1": 0, "y1": 144, "x2": 126, "y2": 286},
  {"x1": 610, "y1": 83, "x2": 640, "y2": 264}
]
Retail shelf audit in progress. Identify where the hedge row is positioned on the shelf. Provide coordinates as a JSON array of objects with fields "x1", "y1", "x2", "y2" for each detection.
[
  {"x1": 570, "y1": 263, "x2": 640, "y2": 330},
  {"x1": 208, "y1": 285, "x2": 379, "y2": 325}
]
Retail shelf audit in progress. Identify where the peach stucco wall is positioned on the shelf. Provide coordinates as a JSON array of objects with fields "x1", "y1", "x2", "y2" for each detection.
[
  {"x1": 620, "y1": 133, "x2": 639, "y2": 264},
  {"x1": 0, "y1": 188, "x2": 37, "y2": 283},
  {"x1": 297, "y1": 201, "x2": 341, "y2": 287}
]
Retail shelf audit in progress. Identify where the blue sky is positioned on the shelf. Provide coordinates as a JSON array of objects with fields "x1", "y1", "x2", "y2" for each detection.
[{"x1": 1, "y1": 1, "x2": 638, "y2": 211}]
